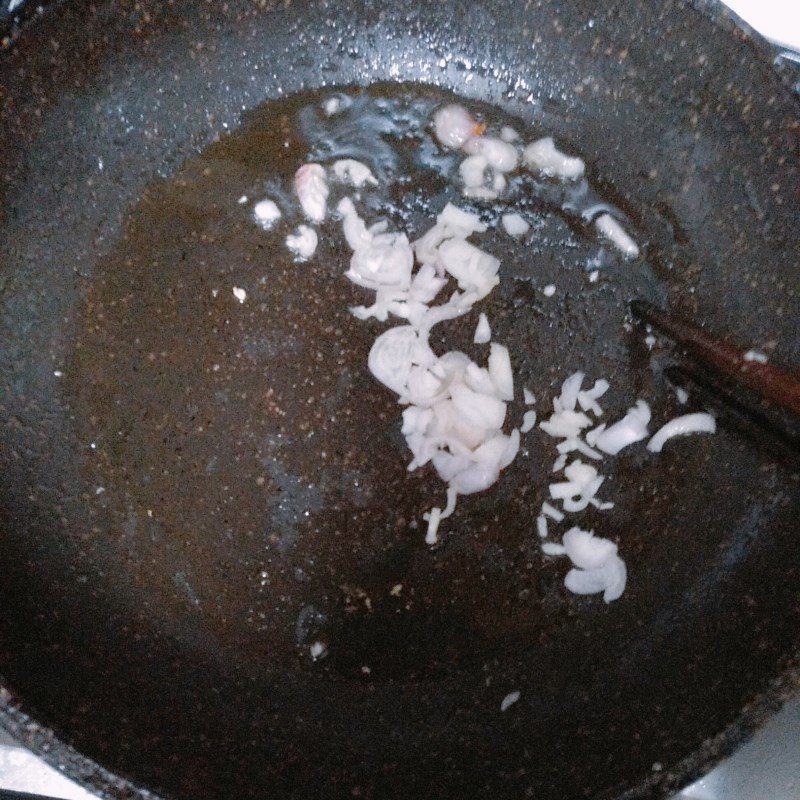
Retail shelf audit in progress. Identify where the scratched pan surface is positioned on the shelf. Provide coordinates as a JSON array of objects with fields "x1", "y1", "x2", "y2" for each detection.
[{"x1": 0, "y1": 1, "x2": 798, "y2": 799}]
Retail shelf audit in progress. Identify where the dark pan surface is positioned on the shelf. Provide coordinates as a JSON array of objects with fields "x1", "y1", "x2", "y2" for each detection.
[{"x1": 0, "y1": 2, "x2": 798, "y2": 799}]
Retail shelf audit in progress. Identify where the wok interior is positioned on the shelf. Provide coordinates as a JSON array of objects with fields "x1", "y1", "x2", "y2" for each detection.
[{"x1": 0, "y1": 2, "x2": 797, "y2": 799}]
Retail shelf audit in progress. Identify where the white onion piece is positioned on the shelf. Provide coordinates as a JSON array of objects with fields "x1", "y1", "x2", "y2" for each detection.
[
  {"x1": 501, "y1": 213, "x2": 530, "y2": 237},
  {"x1": 577, "y1": 379, "x2": 609, "y2": 416},
  {"x1": 439, "y1": 203, "x2": 488, "y2": 236},
  {"x1": 595, "y1": 213, "x2": 639, "y2": 259},
  {"x1": 253, "y1": 198, "x2": 282, "y2": 228},
  {"x1": 450, "y1": 461, "x2": 502, "y2": 495},
  {"x1": 520, "y1": 410, "x2": 537, "y2": 433},
  {"x1": 460, "y1": 154, "x2": 488, "y2": 188},
  {"x1": 450, "y1": 384, "x2": 507, "y2": 431},
  {"x1": 423, "y1": 486, "x2": 459, "y2": 545},
  {"x1": 590, "y1": 400, "x2": 651, "y2": 455},
  {"x1": 557, "y1": 371, "x2": 584, "y2": 412},
  {"x1": 498, "y1": 428, "x2": 520, "y2": 469},
  {"x1": 294, "y1": 163, "x2": 328, "y2": 222},
  {"x1": 322, "y1": 96, "x2": 341, "y2": 116},
  {"x1": 488, "y1": 343, "x2": 514, "y2": 401},
  {"x1": 552, "y1": 453, "x2": 568, "y2": 472},
  {"x1": 500, "y1": 691, "x2": 521, "y2": 711},
  {"x1": 542, "y1": 542, "x2": 566, "y2": 556},
  {"x1": 543, "y1": 284, "x2": 556, "y2": 297},
  {"x1": 647, "y1": 413, "x2": 716, "y2": 453},
  {"x1": 367, "y1": 326, "x2": 419, "y2": 394},
  {"x1": 743, "y1": 349, "x2": 769, "y2": 363},
  {"x1": 437, "y1": 239, "x2": 500, "y2": 300},
  {"x1": 523, "y1": 137, "x2": 585, "y2": 180},
  {"x1": 425, "y1": 507, "x2": 442, "y2": 545},
  {"x1": 285, "y1": 225, "x2": 318, "y2": 259},
  {"x1": 523, "y1": 388, "x2": 536, "y2": 405},
  {"x1": 500, "y1": 126, "x2": 519, "y2": 142},
  {"x1": 536, "y1": 515, "x2": 548, "y2": 538},
  {"x1": 464, "y1": 363, "x2": 497, "y2": 397},
  {"x1": 549, "y1": 459, "x2": 605, "y2": 512},
  {"x1": 540, "y1": 409, "x2": 592, "y2": 439},
  {"x1": 463, "y1": 135, "x2": 519, "y2": 172},
  {"x1": 463, "y1": 186, "x2": 500, "y2": 200},
  {"x1": 473, "y1": 430, "x2": 519, "y2": 468},
  {"x1": 336, "y1": 197, "x2": 373, "y2": 250},
  {"x1": 332, "y1": 159, "x2": 378, "y2": 188},
  {"x1": 410, "y1": 264, "x2": 447, "y2": 305},
  {"x1": 347, "y1": 233, "x2": 414, "y2": 291},
  {"x1": 414, "y1": 224, "x2": 451, "y2": 267},
  {"x1": 562, "y1": 527, "x2": 617, "y2": 570},
  {"x1": 418, "y1": 294, "x2": 474, "y2": 336},
  {"x1": 565, "y1": 554, "x2": 627, "y2": 603},
  {"x1": 541, "y1": 502, "x2": 564, "y2": 522},
  {"x1": 474, "y1": 313, "x2": 492, "y2": 344},
  {"x1": 433, "y1": 104, "x2": 480, "y2": 149},
  {"x1": 556, "y1": 436, "x2": 603, "y2": 460}
]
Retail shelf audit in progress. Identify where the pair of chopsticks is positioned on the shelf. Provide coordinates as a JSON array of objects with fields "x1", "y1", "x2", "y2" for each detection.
[{"x1": 630, "y1": 300, "x2": 800, "y2": 453}]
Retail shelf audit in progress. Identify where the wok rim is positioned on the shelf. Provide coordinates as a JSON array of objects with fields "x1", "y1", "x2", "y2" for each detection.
[{"x1": 0, "y1": 1, "x2": 797, "y2": 798}]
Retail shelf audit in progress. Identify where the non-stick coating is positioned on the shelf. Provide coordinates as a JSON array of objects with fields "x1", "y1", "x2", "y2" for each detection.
[{"x1": 0, "y1": 1, "x2": 798, "y2": 799}]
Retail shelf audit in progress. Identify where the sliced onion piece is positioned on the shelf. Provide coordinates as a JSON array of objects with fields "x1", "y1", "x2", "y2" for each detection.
[
  {"x1": 438, "y1": 203, "x2": 487, "y2": 236},
  {"x1": 562, "y1": 527, "x2": 617, "y2": 570},
  {"x1": 286, "y1": 225, "x2": 318, "y2": 259},
  {"x1": 474, "y1": 313, "x2": 492, "y2": 344},
  {"x1": 437, "y1": 239, "x2": 500, "y2": 300},
  {"x1": 463, "y1": 135, "x2": 519, "y2": 172},
  {"x1": 501, "y1": 213, "x2": 530, "y2": 237},
  {"x1": 460, "y1": 154, "x2": 488, "y2": 188},
  {"x1": 541, "y1": 502, "x2": 564, "y2": 522},
  {"x1": 590, "y1": 400, "x2": 651, "y2": 455},
  {"x1": 346, "y1": 232, "x2": 414, "y2": 291},
  {"x1": 367, "y1": 326, "x2": 419, "y2": 395},
  {"x1": 337, "y1": 197, "x2": 373, "y2": 251},
  {"x1": 647, "y1": 412, "x2": 716, "y2": 453},
  {"x1": 564, "y1": 555, "x2": 627, "y2": 603},
  {"x1": 520, "y1": 410, "x2": 537, "y2": 433},
  {"x1": 488, "y1": 343, "x2": 514, "y2": 401},
  {"x1": 450, "y1": 384, "x2": 507, "y2": 431},
  {"x1": 595, "y1": 213, "x2": 639, "y2": 259},
  {"x1": 536, "y1": 515, "x2": 548, "y2": 538},
  {"x1": 332, "y1": 159, "x2": 378, "y2": 188},
  {"x1": 523, "y1": 137, "x2": 585, "y2": 180}
]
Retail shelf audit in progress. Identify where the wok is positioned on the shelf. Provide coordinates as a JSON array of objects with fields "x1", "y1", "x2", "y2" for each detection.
[{"x1": 0, "y1": 1, "x2": 798, "y2": 799}]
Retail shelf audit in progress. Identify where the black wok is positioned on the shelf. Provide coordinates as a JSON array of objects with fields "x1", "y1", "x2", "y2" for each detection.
[{"x1": 0, "y1": 1, "x2": 798, "y2": 799}]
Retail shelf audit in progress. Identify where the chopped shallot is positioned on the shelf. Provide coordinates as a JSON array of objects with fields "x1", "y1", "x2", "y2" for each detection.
[
  {"x1": 523, "y1": 137, "x2": 585, "y2": 180},
  {"x1": 253, "y1": 198, "x2": 281, "y2": 228},
  {"x1": 463, "y1": 135, "x2": 519, "y2": 172},
  {"x1": 595, "y1": 213, "x2": 639, "y2": 259},
  {"x1": 433, "y1": 104, "x2": 481, "y2": 149},
  {"x1": 332, "y1": 159, "x2": 378, "y2": 188},
  {"x1": 294, "y1": 163, "x2": 329, "y2": 223},
  {"x1": 286, "y1": 225, "x2": 318, "y2": 259}
]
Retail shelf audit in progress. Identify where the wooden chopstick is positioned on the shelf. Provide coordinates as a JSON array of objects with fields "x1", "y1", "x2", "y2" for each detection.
[{"x1": 630, "y1": 300, "x2": 800, "y2": 418}]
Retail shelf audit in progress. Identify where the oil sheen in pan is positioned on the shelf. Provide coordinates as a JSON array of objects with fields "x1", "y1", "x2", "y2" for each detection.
[{"x1": 66, "y1": 82, "x2": 665, "y2": 680}]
